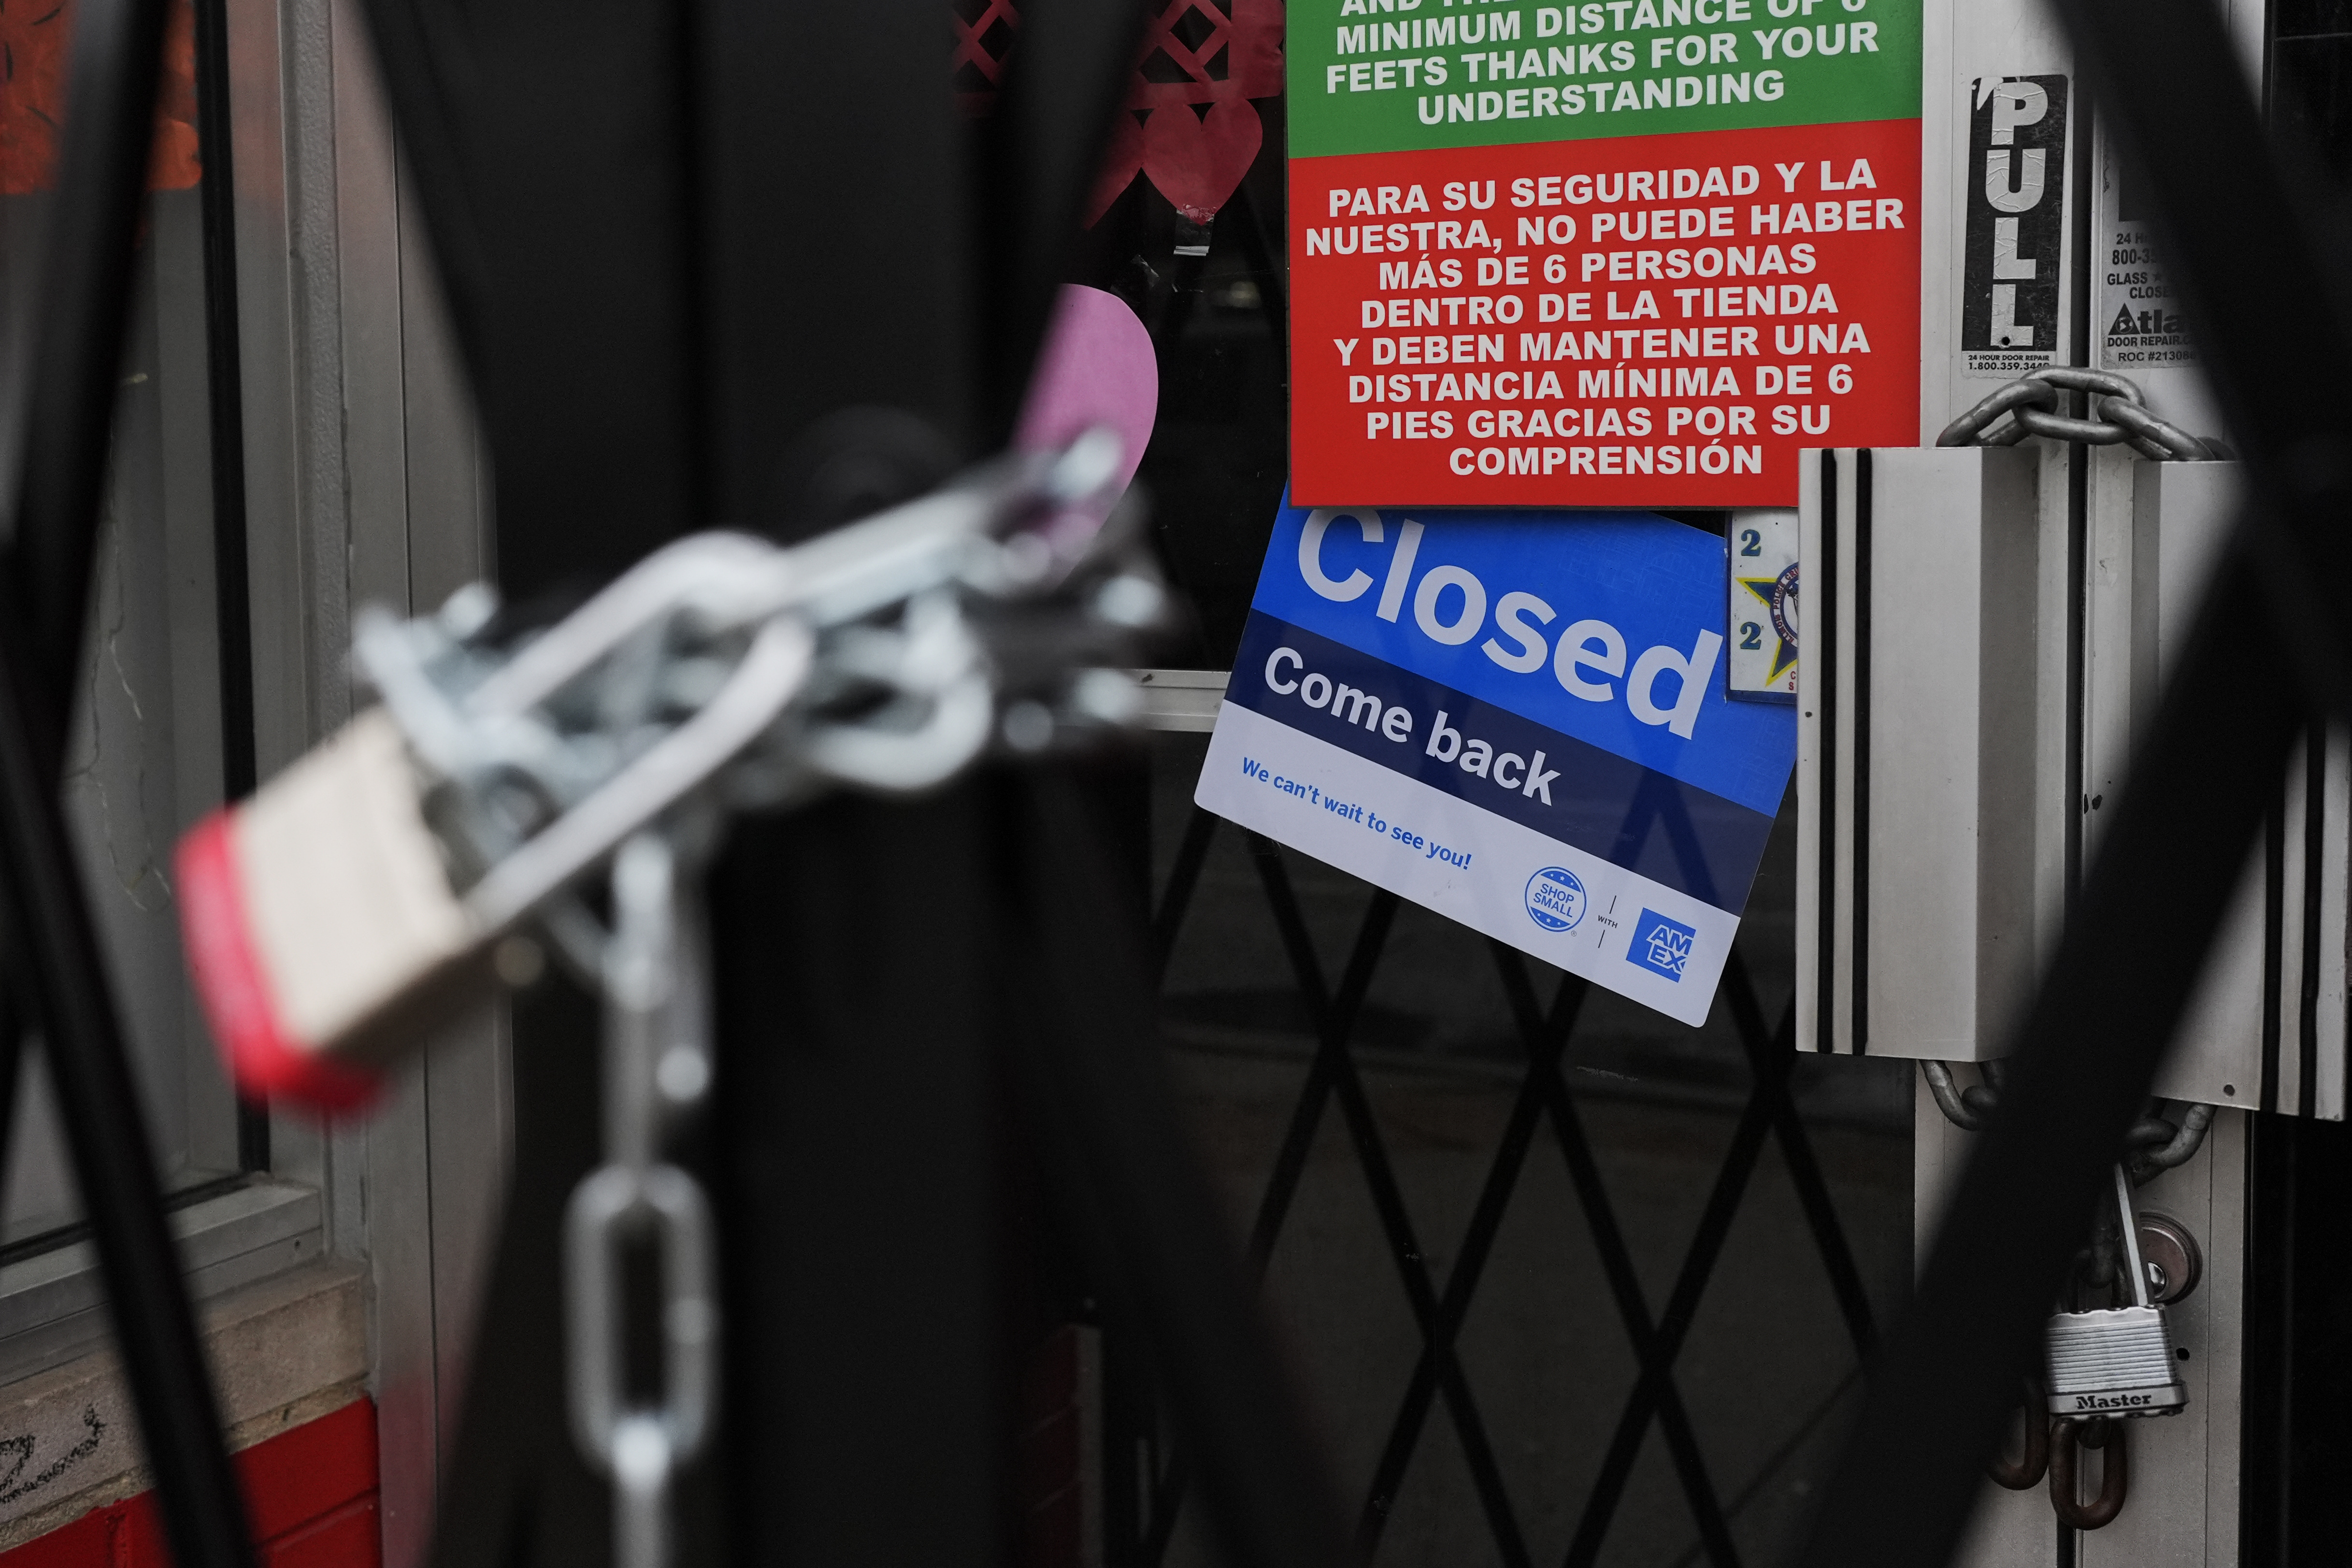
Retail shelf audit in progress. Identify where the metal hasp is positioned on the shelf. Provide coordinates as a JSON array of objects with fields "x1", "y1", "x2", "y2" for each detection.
[
  {"x1": 1797, "y1": 446, "x2": 2045, "y2": 1060},
  {"x1": 1799, "y1": 440, "x2": 2346, "y2": 1121},
  {"x1": 2134, "y1": 460, "x2": 2350, "y2": 1118}
]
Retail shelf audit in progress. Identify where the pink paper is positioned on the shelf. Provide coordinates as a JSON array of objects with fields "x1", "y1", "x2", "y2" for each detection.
[{"x1": 1016, "y1": 284, "x2": 1159, "y2": 495}]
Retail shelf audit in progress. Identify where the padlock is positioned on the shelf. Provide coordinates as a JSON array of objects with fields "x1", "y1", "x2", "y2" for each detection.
[
  {"x1": 2043, "y1": 1165, "x2": 2188, "y2": 1419},
  {"x1": 176, "y1": 708, "x2": 487, "y2": 1109},
  {"x1": 173, "y1": 434, "x2": 1145, "y2": 1111},
  {"x1": 176, "y1": 608, "x2": 816, "y2": 1110}
]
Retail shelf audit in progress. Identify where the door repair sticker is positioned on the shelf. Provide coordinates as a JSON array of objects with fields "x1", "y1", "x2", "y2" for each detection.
[{"x1": 1196, "y1": 498, "x2": 1794, "y2": 1024}]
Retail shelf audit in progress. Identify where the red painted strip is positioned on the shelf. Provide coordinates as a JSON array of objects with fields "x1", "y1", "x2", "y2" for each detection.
[
  {"x1": 0, "y1": 1512, "x2": 104, "y2": 1568},
  {"x1": 0, "y1": 1400, "x2": 383, "y2": 1568},
  {"x1": 174, "y1": 810, "x2": 381, "y2": 1112},
  {"x1": 260, "y1": 1496, "x2": 378, "y2": 1568},
  {"x1": 237, "y1": 1401, "x2": 378, "y2": 1543},
  {"x1": 109, "y1": 1493, "x2": 163, "y2": 1568}
]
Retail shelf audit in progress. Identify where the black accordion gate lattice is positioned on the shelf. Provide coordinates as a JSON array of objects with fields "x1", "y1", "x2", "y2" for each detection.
[{"x1": 1108, "y1": 806, "x2": 1883, "y2": 1568}]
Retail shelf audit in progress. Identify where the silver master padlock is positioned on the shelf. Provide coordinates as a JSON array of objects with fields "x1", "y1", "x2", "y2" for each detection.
[{"x1": 2044, "y1": 1165, "x2": 2188, "y2": 1419}]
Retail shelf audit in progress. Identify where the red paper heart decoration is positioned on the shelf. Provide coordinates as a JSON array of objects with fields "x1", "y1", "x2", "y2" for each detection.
[{"x1": 1141, "y1": 99, "x2": 1262, "y2": 226}]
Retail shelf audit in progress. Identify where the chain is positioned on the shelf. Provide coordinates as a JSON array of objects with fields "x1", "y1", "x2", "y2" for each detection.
[
  {"x1": 565, "y1": 830, "x2": 718, "y2": 1568},
  {"x1": 349, "y1": 428, "x2": 1160, "y2": 979},
  {"x1": 336, "y1": 431, "x2": 1159, "y2": 1568},
  {"x1": 1936, "y1": 366, "x2": 2223, "y2": 462},
  {"x1": 1919, "y1": 1063, "x2": 2215, "y2": 1179}
]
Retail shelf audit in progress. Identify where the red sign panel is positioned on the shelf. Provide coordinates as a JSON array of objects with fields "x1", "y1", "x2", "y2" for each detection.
[{"x1": 1289, "y1": 121, "x2": 1920, "y2": 507}]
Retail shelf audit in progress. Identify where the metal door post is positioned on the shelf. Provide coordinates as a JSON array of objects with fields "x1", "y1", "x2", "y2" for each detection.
[{"x1": 1804, "y1": 0, "x2": 2352, "y2": 1554}]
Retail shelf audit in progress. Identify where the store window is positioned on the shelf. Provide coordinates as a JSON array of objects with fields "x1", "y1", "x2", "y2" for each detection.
[
  {"x1": 1011, "y1": 10, "x2": 1912, "y2": 1564},
  {"x1": 0, "y1": 0, "x2": 267, "y2": 1263}
]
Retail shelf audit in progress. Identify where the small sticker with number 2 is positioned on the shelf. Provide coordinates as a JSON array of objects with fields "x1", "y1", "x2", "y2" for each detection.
[{"x1": 1727, "y1": 509, "x2": 1798, "y2": 704}]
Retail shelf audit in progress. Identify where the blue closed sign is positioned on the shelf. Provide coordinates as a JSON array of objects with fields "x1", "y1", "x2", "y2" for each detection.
[{"x1": 1196, "y1": 492, "x2": 1795, "y2": 1025}]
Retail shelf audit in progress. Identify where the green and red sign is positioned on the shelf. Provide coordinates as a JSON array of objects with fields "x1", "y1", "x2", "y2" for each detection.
[{"x1": 1289, "y1": 0, "x2": 1922, "y2": 506}]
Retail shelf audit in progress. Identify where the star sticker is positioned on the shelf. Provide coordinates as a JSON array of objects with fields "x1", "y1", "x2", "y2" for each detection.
[{"x1": 1739, "y1": 573, "x2": 1798, "y2": 683}]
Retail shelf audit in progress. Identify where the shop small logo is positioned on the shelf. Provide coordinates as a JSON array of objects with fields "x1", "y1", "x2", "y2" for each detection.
[
  {"x1": 1628, "y1": 909, "x2": 1695, "y2": 981},
  {"x1": 1524, "y1": 867, "x2": 1587, "y2": 932}
]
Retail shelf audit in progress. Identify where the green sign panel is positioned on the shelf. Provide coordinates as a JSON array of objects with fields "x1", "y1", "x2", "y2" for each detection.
[{"x1": 1290, "y1": 0, "x2": 1923, "y2": 158}]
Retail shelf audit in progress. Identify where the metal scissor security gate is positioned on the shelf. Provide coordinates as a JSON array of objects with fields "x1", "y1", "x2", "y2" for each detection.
[{"x1": 1108, "y1": 803, "x2": 1883, "y2": 1568}]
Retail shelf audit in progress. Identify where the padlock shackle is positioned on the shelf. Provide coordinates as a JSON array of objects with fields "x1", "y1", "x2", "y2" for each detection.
[{"x1": 2112, "y1": 1165, "x2": 2152, "y2": 1311}]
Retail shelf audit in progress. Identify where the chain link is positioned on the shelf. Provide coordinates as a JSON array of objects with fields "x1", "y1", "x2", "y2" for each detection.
[
  {"x1": 1936, "y1": 366, "x2": 2222, "y2": 462},
  {"x1": 565, "y1": 832, "x2": 719, "y2": 1568}
]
